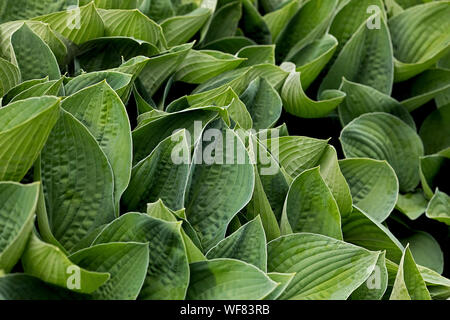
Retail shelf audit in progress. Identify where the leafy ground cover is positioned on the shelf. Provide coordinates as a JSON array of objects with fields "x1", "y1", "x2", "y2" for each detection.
[{"x1": 0, "y1": 0, "x2": 449, "y2": 300}]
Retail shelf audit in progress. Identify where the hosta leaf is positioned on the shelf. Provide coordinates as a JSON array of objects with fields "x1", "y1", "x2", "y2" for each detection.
[
  {"x1": 97, "y1": 8, "x2": 161, "y2": 45},
  {"x1": 339, "y1": 158, "x2": 399, "y2": 222},
  {"x1": 275, "y1": 0, "x2": 338, "y2": 62},
  {"x1": 264, "y1": 272, "x2": 296, "y2": 300},
  {"x1": 0, "y1": 274, "x2": 87, "y2": 300},
  {"x1": 0, "y1": 57, "x2": 20, "y2": 97},
  {"x1": 267, "y1": 233, "x2": 380, "y2": 300},
  {"x1": 0, "y1": 182, "x2": 39, "y2": 273},
  {"x1": 184, "y1": 120, "x2": 254, "y2": 251},
  {"x1": 282, "y1": 65, "x2": 346, "y2": 119},
  {"x1": 340, "y1": 113, "x2": 424, "y2": 192},
  {"x1": 11, "y1": 23, "x2": 60, "y2": 81},
  {"x1": 419, "y1": 104, "x2": 450, "y2": 155},
  {"x1": 122, "y1": 130, "x2": 190, "y2": 212},
  {"x1": 239, "y1": 77, "x2": 282, "y2": 129},
  {"x1": 203, "y1": 1, "x2": 242, "y2": 44},
  {"x1": 342, "y1": 207, "x2": 404, "y2": 262},
  {"x1": 240, "y1": 0, "x2": 271, "y2": 44},
  {"x1": 281, "y1": 167, "x2": 342, "y2": 239},
  {"x1": 79, "y1": 0, "x2": 142, "y2": 9},
  {"x1": 201, "y1": 36, "x2": 256, "y2": 53},
  {"x1": 1, "y1": 77, "x2": 48, "y2": 106},
  {"x1": 0, "y1": 96, "x2": 60, "y2": 182},
  {"x1": 40, "y1": 110, "x2": 115, "y2": 252},
  {"x1": 93, "y1": 212, "x2": 189, "y2": 300},
  {"x1": 32, "y1": 2, "x2": 105, "y2": 46},
  {"x1": 186, "y1": 258, "x2": 278, "y2": 300},
  {"x1": 388, "y1": 2, "x2": 450, "y2": 81},
  {"x1": 236, "y1": 45, "x2": 275, "y2": 67},
  {"x1": 161, "y1": 8, "x2": 211, "y2": 47},
  {"x1": 69, "y1": 242, "x2": 149, "y2": 300},
  {"x1": 390, "y1": 246, "x2": 431, "y2": 300},
  {"x1": 338, "y1": 78, "x2": 415, "y2": 129},
  {"x1": 10, "y1": 79, "x2": 63, "y2": 103},
  {"x1": 21, "y1": 233, "x2": 110, "y2": 294},
  {"x1": 350, "y1": 251, "x2": 388, "y2": 300},
  {"x1": 320, "y1": 13, "x2": 393, "y2": 95},
  {"x1": 0, "y1": 0, "x2": 77, "y2": 23},
  {"x1": 419, "y1": 154, "x2": 448, "y2": 199},
  {"x1": 206, "y1": 215, "x2": 267, "y2": 271},
  {"x1": 396, "y1": 190, "x2": 428, "y2": 220},
  {"x1": 289, "y1": 34, "x2": 338, "y2": 90},
  {"x1": 174, "y1": 50, "x2": 245, "y2": 84},
  {"x1": 62, "y1": 81, "x2": 132, "y2": 210},
  {"x1": 426, "y1": 190, "x2": 450, "y2": 226},
  {"x1": 263, "y1": 0, "x2": 301, "y2": 42}
]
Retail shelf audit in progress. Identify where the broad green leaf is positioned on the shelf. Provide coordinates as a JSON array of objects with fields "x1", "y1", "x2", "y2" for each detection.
[
  {"x1": 40, "y1": 110, "x2": 116, "y2": 252},
  {"x1": 0, "y1": 57, "x2": 20, "y2": 97},
  {"x1": 206, "y1": 215, "x2": 267, "y2": 271},
  {"x1": 317, "y1": 145, "x2": 353, "y2": 218},
  {"x1": 93, "y1": 212, "x2": 189, "y2": 300},
  {"x1": 203, "y1": 1, "x2": 242, "y2": 44},
  {"x1": 339, "y1": 158, "x2": 399, "y2": 222},
  {"x1": 186, "y1": 258, "x2": 278, "y2": 300},
  {"x1": 69, "y1": 242, "x2": 149, "y2": 300},
  {"x1": 32, "y1": 2, "x2": 105, "y2": 45},
  {"x1": 97, "y1": 8, "x2": 162, "y2": 45},
  {"x1": 351, "y1": 251, "x2": 388, "y2": 300},
  {"x1": 342, "y1": 207, "x2": 404, "y2": 262},
  {"x1": 122, "y1": 130, "x2": 190, "y2": 212},
  {"x1": 9, "y1": 79, "x2": 63, "y2": 103},
  {"x1": 201, "y1": 36, "x2": 256, "y2": 53},
  {"x1": 240, "y1": 0, "x2": 271, "y2": 44},
  {"x1": 264, "y1": 272, "x2": 296, "y2": 300},
  {"x1": 0, "y1": 96, "x2": 60, "y2": 181},
  {"x1": 236, "y1": 45, "x2": 275, "y2": 67},
  {"x1": 390, "y1": 246, "x2": 431, "y2": 300},
  {"x1": 0, "y1": 274, "x2": 86, "y2": 300},
  {"x1": 388, "y1": 2, "x2": 450, "y2": 81},
  {"x1": 419, "y1": 154, "x2": 448, "y2": 199},
  {"x1": 263, "y1": 0, "x2": 301, "y2": 42},
  {"x1": 275, "y1": 0, "x2": 338, "y2": 62},
  {"x1": 399, "y1": 231, "x2": 443, "y2": 274},
  {"x1": 320, "y1": 13, "x2": 393, "y2": 95},
  {"x1": 281, "y1": 63, "x2": 346, "y2": 118},
  {"x1": 396, "y1": 190, "x2": 428, "y2": 220},
  {"x1": 426, "y1": 190, "x2": 450, "y2": 226},
  {"x1": 174, "y1": 50, "x2": 245, "y2": 84},
  {"x1": 21, "y1": 233, "x2": 110, "y2": 294},
  {"x1": 0, "y1": 0, "x2": 77, "y2": 22},
  {"x1": 338, "y1": 78, "x2": 415, "y2": 128},
  {"x1": 281, "y1": 167, "x2": 342, "y2": 239},
  {"x1": 267, "y1": 233, "x2": 380, "y2": 300},
  {"x1": 419, "y1": 104, "x2": 450, "y2": 155},
  {"x1": 1, "y1": 77, "x2": 48, "y2": 106},
  {"x1": 340, "y1": 113, "x2": 424, "y2": 192},
  {"x1": 184, "y1": 120, "x2": 255, "y2": 251},
  {"x1": 62, "y1": 81, "x2": 132, "y2": 210},
  {"x1": 161, "y1": 7, "x2": 211, "y2": 47},
  {"x1": 79, "y1": 0, "x2": 142, "y2": 9},
  {"x1": 239, "y1": 77, "x2": 282, "y2": 129},
  {"x1": 0, "y1": 182, "x2": 39, "y2": 273},
  {"x1": 11, "y1": 23, "x2": 60, "y2": 81}
]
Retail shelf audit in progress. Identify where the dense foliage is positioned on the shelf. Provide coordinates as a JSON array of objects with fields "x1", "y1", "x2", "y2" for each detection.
[{"x1": 0, "y1": 0, "x2": 449, "y2": 300}]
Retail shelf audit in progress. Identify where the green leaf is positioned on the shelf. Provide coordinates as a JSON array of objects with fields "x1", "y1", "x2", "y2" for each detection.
[
  {"x1": 11, "y1": 23, "x2": 60, "y2": 81},
  {"x1": 267, "y1": 233, "x2": 380, "y2": 300},
  {"x1": 281, "y1": 167, "x2": 342, "y2": 239},
  {"x1": 320, "y1": 13, "x2": 393, "y2": 95},
  {"x1": 62, "y1": 81, "x2": 132, "y2": 210},
  {"x1": 263, "y1": 0, "x2": 301, "y2": 42},
  {"x1": 239, "y1": 77, "x2": 282, "y2": 129},
  {"x1": 1, "y1": 77, "x2": 48, "y2": 106},
  {"x1": 206, "y1": 215, "x2": 267, "y2": 271},
  {"x1": 97, "y1": 8, "x2": 162, "y2": 45},
  {"x1": 338, "y1": 78, "x2": 415, "y2": 129},
  {"x1": 0, "y1": 57, "x2": 20, "y2": 97},
  {"x1": 0, "y1": 0, "x2": 77, "y2": 22},
  {"x1": 184, "y1": 120, "x2": 255, "y2": 251},
  {"x1": 203, "y1": 1, "x2": 242, "y2": 44},
  {"x1": 0, "y1": 96, "x2": 60, "y2": 182},
  {"x1": 122, "y1": 130, "x2": 190, "y2": 212},
  {"x1": 9, "y1": 79, "x2": 63, "y2": 103},
  {"x1": 342, "y1": 207, "x2": 404, "y2": 262},
  {"x1": 161, "y1": 8, "x2": 211, "y2": 47},
  {"x1": 426, "y1": 189, "x2": 450, "y2": 226},
  {"x1": 186, "y1": 258, "x2": 278, "y2": 300},
  {"x1": 0, "y1": 182, "x2": 39, "y2": 273},
  {"x1": 21, "y1": 233, "x2": 110, "y2": 294},
  {"x1": 93, "y1": 212, "x2": 189, "y2": 300},
  {"x1": 174, "y1": 50, "x2": 245, "y2": 84},
  {"x1": 396, "y1": 190, "x2": 428, "y2": 220},
  {"x1": 264, "y1": 272, "x2": 296, "y2": 300},
  {"x1": 79, "y1": 0, "x2": 142, "y2": 9},
  {"x1": 388, "y1": 1, "x2": 450, "y2": 81},
  {"x1": 390, "y1": 246, "x2": 431, "y2": 300},
  {"x1": 240, "y1": 0, "x2": 271, "y2": 44},
  {"x1": 340, "y1": 113, "x2": 424, "y2": 192},
  {"x1": 40, "y1": 110, "x2": 116, "y2": 252},
  {"x1": 201, "y1": 36, "x2": 256, "y2": 53},
  {"x1": 419, "y1": 104, "x2": 450, "y2": 155},
  {"x1": 350, "y1": 251, "x2": 388, "y2": 300},
  {"x1": 236, "y1": 45, "x2": 275, "y2": 67},
  {"x1": 419, "y1": 154, "x2": 448, "y2": 199},
  {"x1": 339, "y1": 158, "x2": 399, "y2": 222},
  {"x1": 33, "y1": 2, "x2": 105, "y2": 45},
  {"x1": 69, "y1": 242, "x2": 149, "y2": 300}
]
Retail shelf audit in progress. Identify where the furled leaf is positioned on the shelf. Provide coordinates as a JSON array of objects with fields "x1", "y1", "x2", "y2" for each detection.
[
  {"x1": 0, "y1": 57, "x2": 20, "y2": 97},
  {"x1": 396, "y1": 190, "x2": 428, "y2": 220},
  {"x1": 426, "y1": 190, "x2": 450, "y2": 226},
  {"x1": 419, "y1": 104, "x2": 450, "y2": 155},
  {"x1": 264, "y1": 272, "x2": 296, "y2": 300},
  {"x1": 350, "y1": 251, "x2": 388, "y2": 300}
]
